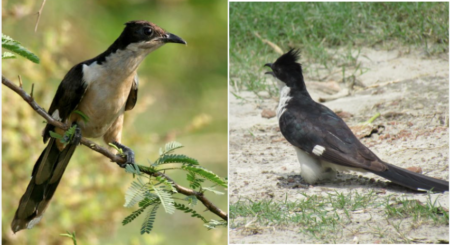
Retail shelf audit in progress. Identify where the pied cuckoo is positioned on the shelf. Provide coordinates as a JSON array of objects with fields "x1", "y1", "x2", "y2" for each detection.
[
  {"x1": 11, "y1": 20, "x2": 186, "y2": 233},
  {"x1": 264, "y1": 49, "x2": 449, "y2": 192}
]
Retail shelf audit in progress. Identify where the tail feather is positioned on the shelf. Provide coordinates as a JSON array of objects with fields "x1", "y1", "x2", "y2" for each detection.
[
  {"x1": 375, "y1": 162, "x2": 449, "y2": 192},
  {"x1": 11, "y1": 138, "x2": 77, "y2": 233}
]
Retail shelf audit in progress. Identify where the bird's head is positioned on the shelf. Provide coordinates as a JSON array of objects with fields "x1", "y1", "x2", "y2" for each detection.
[
  {"x1": 116, "y1": 20, "x2": 186, "y2": 52},
  {"x1": 264, "y1": 49, "x2": 304, "y2": 89}
]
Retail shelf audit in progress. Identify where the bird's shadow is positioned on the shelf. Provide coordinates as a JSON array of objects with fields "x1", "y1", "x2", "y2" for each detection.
[{"x1": 276, "y1": 172, "x2": 423, "y2": 193}]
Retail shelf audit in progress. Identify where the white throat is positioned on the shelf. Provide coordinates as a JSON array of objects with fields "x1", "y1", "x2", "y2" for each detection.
[
  {"x1": 82, "y1": 41, "x2": 162, "y2": 86},
  {"x1": 276, "y1": 84, "x2": 292, "y2": 120}
]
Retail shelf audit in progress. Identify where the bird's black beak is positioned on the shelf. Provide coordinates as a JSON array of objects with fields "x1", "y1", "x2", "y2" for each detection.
[
  {"x1": 163, "y1": 33, "x2": 187, "y2": 45},
  {"x1": 264, "y1": 63, "x2": 275, "y2": 76}
]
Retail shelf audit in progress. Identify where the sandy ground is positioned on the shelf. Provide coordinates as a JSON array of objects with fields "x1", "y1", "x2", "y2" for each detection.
[{"x1": 229, "y1": 48, "x2": 449, "y2": 244}]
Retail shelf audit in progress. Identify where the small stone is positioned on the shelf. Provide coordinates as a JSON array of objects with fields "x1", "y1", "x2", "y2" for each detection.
[
  {"x1": 335, "y1": 110, "x2": 353, "y2": 119},
  {"x1": 261, "y1": 109, "x2": 276, "y2": 119},
  {"x1": 406, "y1": 166, "x2": 422, "y2": 174}
]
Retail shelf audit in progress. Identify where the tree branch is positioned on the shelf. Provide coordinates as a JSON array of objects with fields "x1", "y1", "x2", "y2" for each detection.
[{"x1": 2, "y1": 75, "x2": 227, "y2": 221}]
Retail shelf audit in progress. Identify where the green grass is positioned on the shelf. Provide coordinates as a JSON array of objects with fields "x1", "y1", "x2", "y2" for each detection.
[
  {"x1": 230, "y1": 191, "x2": 378, "y2": 230},
  {"x1": 385, "y1": 196, "x2": 450, "y2": 224},
  {"x1": 230, "y1": 2, "x2": 449, "y2": 95},
  {"x1": 230, "y1": 191, "x2": 449, "y2": 241}
]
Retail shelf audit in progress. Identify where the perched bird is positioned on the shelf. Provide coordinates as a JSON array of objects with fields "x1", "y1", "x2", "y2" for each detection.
[
  {"x1": 12, "y1": 20, "x2": 186, "y2": 233},
  {"x1": 264, "y1": 49, "x2": 449, "y2": 192}
]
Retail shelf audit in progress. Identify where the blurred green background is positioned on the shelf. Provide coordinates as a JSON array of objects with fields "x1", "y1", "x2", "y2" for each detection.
[{"x1": 2, "y1": 0, "x2": 227, "y2": 244}]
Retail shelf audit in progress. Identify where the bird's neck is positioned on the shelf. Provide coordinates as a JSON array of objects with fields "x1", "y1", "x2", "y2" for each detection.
[
  {"x1": 105, "y1": 43, "x2": 151, "y2": 73},
  {"x1": 91, "y1": 42, "x2": 157, "y2": 78},
  {"x1": 286, "y1": 77, "x2": 309, "y2": 97},
  {"x1": 288, "y1": 86, "x2": 311, "y2": 101},
  {"x1": 81, "y1": 43, "x2": 155, "y2": 89}
]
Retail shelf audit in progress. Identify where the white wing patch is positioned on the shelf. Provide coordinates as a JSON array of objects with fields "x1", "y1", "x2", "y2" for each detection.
[
  {"x1": 312, "y1": 145, "x2": 326, "y2": 156},
  {"x1": 276, "y1": 85, "x2": 292, "y2": 119},
  {"x1": 134, "y1": 73, "x2": 139, "y2": 87},
  {"x1": 51, "y1": 109, "x2": 62, "y2": 121},
  {"x1": 82, "y1": 61, "x2": 102, "y2": 86}
]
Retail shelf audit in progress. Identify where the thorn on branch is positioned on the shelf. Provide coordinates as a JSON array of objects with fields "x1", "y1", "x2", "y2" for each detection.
[
  {"x1": 18, "y1": 75, "x2": 23, "y2": 88},
  {"x1": 30, "y1": 83, "x2": 35, "y2": 99}
]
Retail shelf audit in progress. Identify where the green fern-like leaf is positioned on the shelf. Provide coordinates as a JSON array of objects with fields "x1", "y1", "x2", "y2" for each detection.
[
  {"x1": 182, "y1": 165, "x2": 227, "y2": 188},
  {"x1": 73, "y1": 110, "x2": 89, "y2": 122},
  {"x1": 125, "y1": 163, "x2": 141, "y2": 175},
  {"x1": 138, "y1": 196, "x2": 158, "y2": 207},
  {"x1": 152, "y1": 186, "x2": 175, "y2": 214},
  {"x1": 2, "y1": 34, "x2": 40, "y2": 63},
  {"x1": 159, "y1": 141, "x2": 183, "y2": 155},
  {"x1": 108, "y1": 143, "x2": 124, "y2": 155},
  {"x1": 65, "y1": 125, "x2": 76, "y2": 136},
  {"x1": 202, "y1": 187, "x2": 225, "y2": 195},
  {"x1": 49, "y1": 131, "x2": 64, "y2": 140},
  {"x1": 136, "y1": 165, "x2": 156, "y2": 175},
  {"x1": 2, "y1": 51, "x2": 15, "y2": 59},
  {"x1": 124, "y1": 178, "x2": 146, "y2": 208},
  {"x1": 184, "y1": 195, "x2": 198, "y2": 207},
  {"x1": 122, "y1": 205, "x2": 148, "y2": 226},
  {"x1": 186, "y1": 171, "x2": 204, "y2": 189},
  {"x1": 204, "y1": 219, "x2": 227, "y2": 230},
  {"x1": 140, "y1": 204, "x2": 159, "y2": 234},
  {"x1": 123, "y1": 198, "x2": 159, "y2": 226},
  {"x1": 174, "y1": 202, "x2": 207, "y2": 223},
  {"x1": 153, "y1": 154, "x2": 199, "y2": 167},
  {"x1": 49, "y1": 125, "x2": 77, "y2": 146},
  {"x1": 155, "y1": 176, "x2": 177, "y2": 193}
]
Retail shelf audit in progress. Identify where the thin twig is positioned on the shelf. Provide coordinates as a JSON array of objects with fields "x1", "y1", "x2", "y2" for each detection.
[
  {"x1": 35, "y1": 0, "x2": 47, "y2": 32},
  {"x1": 2, "y1": 75, "x2": 227, "y2": 221}
]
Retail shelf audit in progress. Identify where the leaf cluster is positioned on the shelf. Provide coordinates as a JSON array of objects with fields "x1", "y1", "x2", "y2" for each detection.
[{"x1": 122, "y1": 142, "x2": 227, "y2": 235}]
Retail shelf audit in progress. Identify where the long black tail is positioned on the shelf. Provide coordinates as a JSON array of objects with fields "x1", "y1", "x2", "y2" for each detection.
[
  {"x1": 374, "y1": 162, "x2": 449, "y2": 192},
  {"x1": 11, "y1": 138, "x2": 77, "y2": 233}
]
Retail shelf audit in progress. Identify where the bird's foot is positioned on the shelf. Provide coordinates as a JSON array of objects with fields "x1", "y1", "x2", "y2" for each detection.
[
  {"x1": 71, "y1": 126, "x2": 82, "y2": 145},
  {"x1": 110, "y1": 141, "x2": 135, "y2": 168},
  {"x1": 62, "y1": 125, "x2": 82, "y2": 145}
]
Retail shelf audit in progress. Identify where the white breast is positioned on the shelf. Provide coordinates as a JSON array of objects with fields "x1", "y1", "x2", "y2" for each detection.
[{"x1": 76, "y1": 43, "x2": 150, "y2": 138}]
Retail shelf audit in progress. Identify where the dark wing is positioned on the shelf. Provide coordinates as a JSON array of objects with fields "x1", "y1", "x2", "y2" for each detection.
[
  {"x1": 280, "y1": 97, "x2": 449, "y2": 192},
  {"x1": 125, "y1": 74, "x2": 139, "y2": 111},
  {"x1": 43, "y1": 64, "x2": 88, "y2": 142},
  {"x1": 279, "y1": 99, "x2": 387, "y2": 172}
]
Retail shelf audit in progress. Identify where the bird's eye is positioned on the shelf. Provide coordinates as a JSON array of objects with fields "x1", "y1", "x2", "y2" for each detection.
[{"x1": 143, "y1": 27, "x2": 152, "y2": 36}]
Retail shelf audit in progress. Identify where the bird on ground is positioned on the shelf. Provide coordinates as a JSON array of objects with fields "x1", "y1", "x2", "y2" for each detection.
[
  {"x1": 12, "y1": 20, "x2": 186, "y2": 233},
  {"x1": 264, "y1": 49, "x2": 449, "y2": 192}
]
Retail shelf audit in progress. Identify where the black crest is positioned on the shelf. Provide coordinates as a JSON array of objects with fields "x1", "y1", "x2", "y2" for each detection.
[
  {"x1": 269, "y1": 49, "x2": 305, "y2": 90},
  {"x1": 275, "y1": 49, "x2": 300, "y2": 67}
]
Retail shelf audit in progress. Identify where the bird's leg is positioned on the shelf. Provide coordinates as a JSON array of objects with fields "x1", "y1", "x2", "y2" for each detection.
[
  {"x1": 71, "y1": 126, "x2": 82, "y2": 145},
  {"x1": 110, "y1": 141, "x2": 135, "y2": 168}
]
